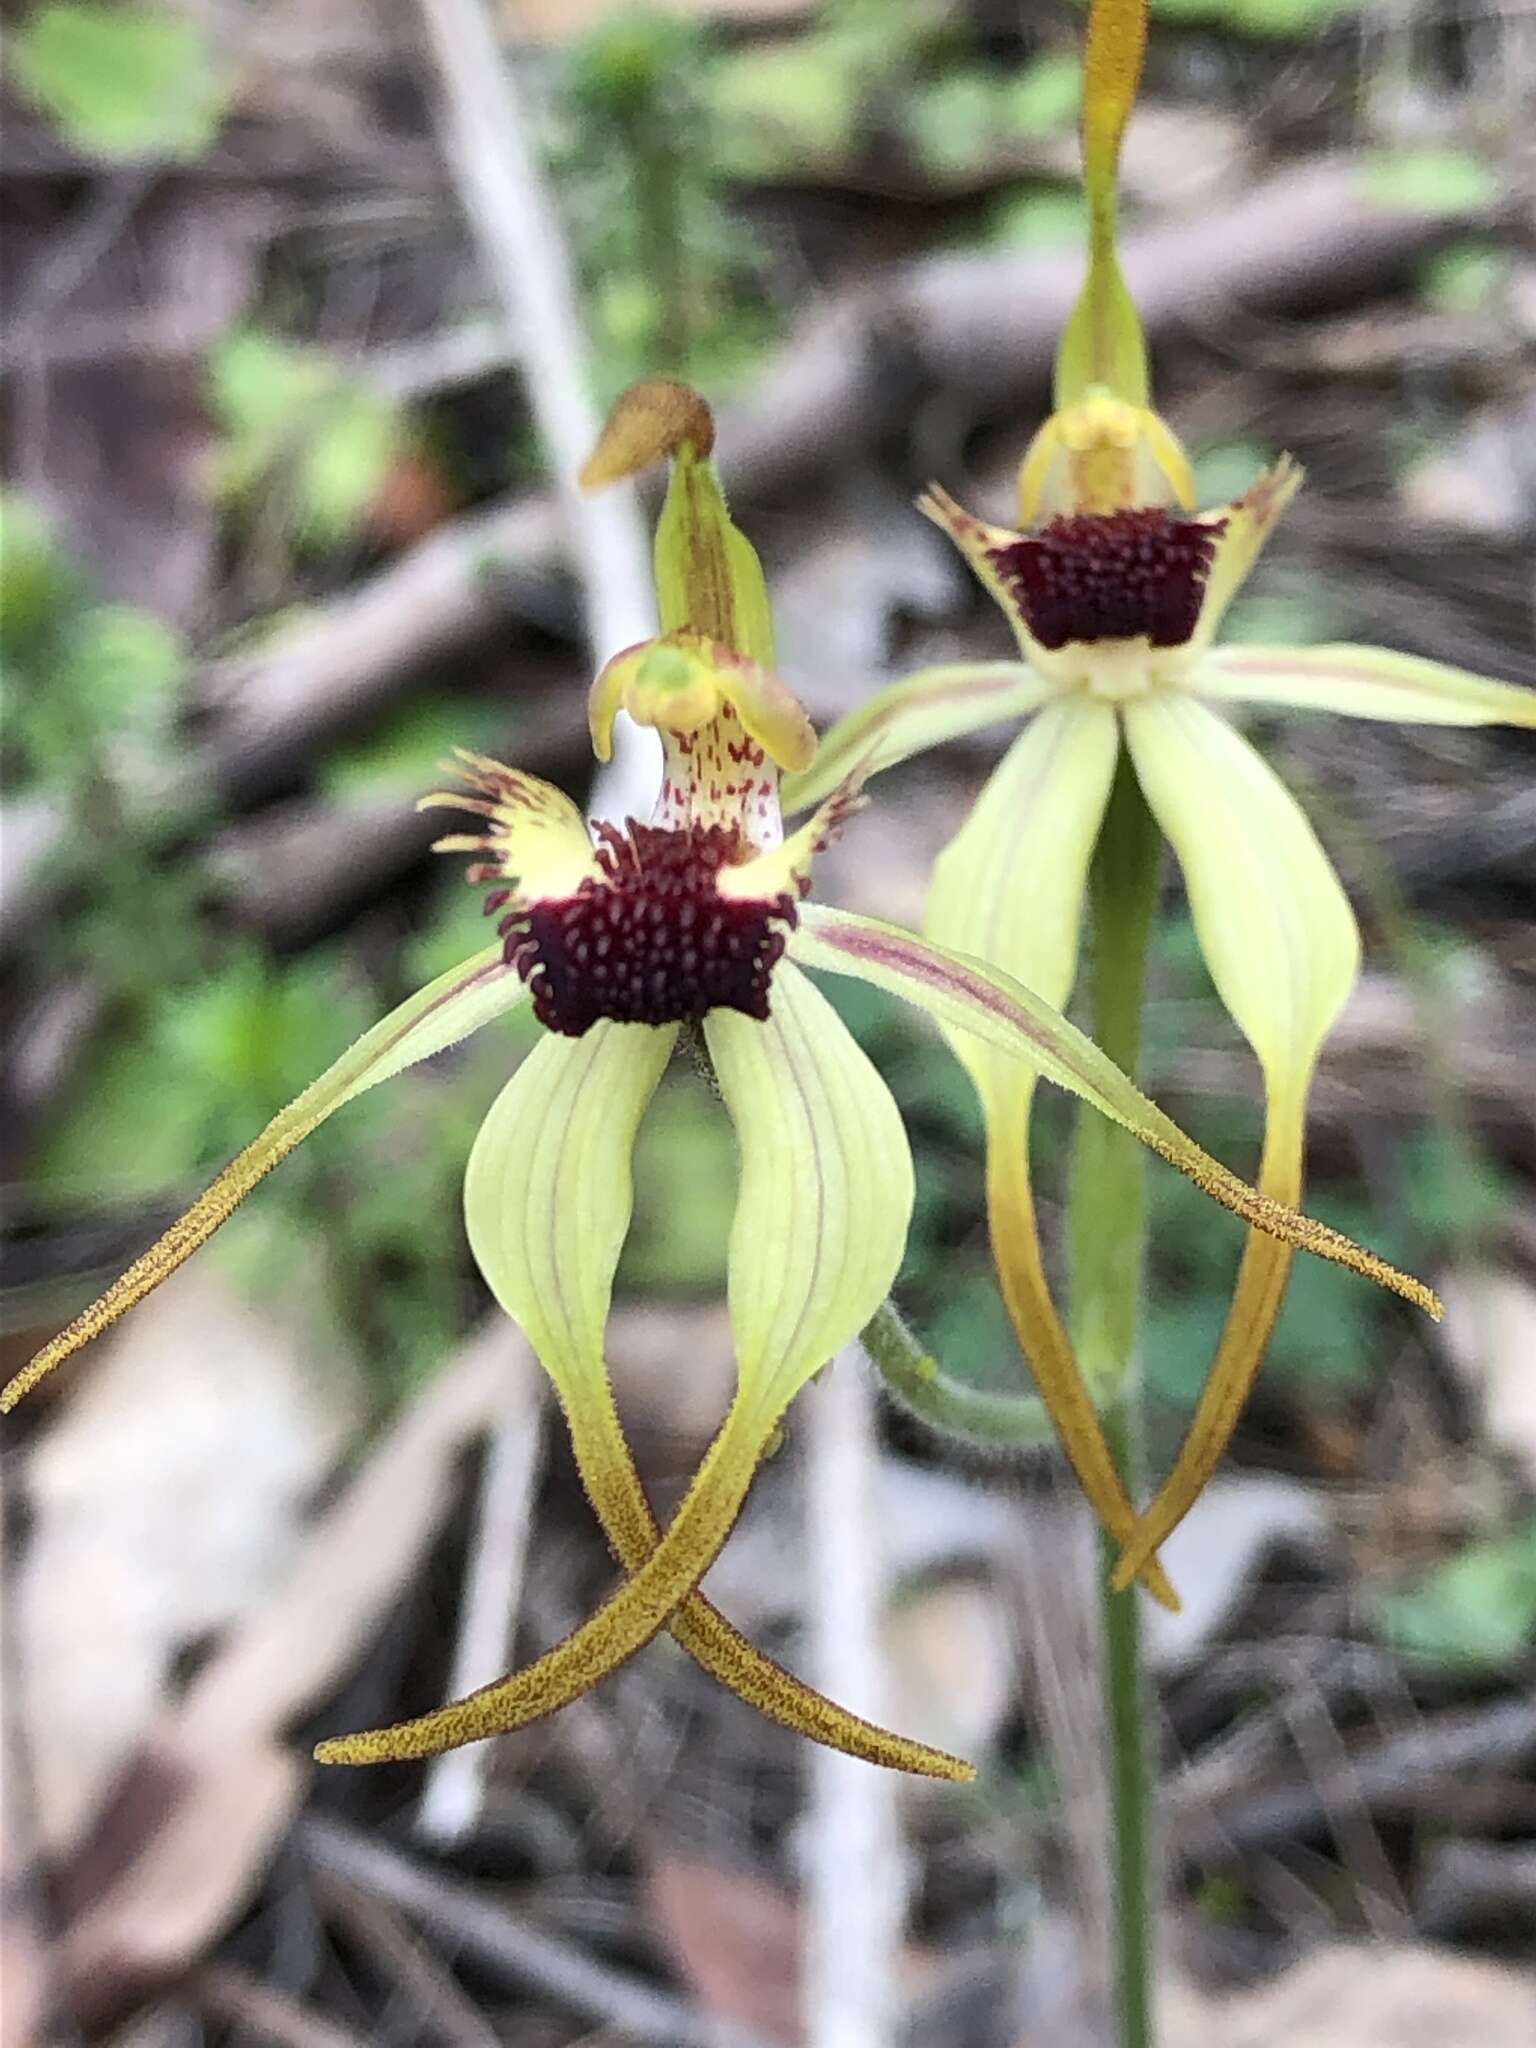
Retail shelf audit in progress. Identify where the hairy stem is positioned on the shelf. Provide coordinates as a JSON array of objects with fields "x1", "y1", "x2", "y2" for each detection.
[{"x1": 861, "y1": 1299, "x2": 1056, "y2": 1450}]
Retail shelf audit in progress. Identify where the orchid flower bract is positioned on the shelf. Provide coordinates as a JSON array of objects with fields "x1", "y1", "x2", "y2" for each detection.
[
  {"x1": 3, "y1": 377, "x2": 1443, "y2": 1775},
  {"x1": 787, "y1": 0, "x2": 1533, "y2": 1587}
]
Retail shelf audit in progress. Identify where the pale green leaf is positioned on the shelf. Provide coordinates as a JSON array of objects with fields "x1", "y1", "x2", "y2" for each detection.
[{"x1": 13, "y1": 4, "x2": 225, "y2": 162}]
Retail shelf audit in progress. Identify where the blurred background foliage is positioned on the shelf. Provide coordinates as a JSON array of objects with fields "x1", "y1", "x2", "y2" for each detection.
[
  {"x1": 3, "y1": 0, "x2": 1530, "y2": 1559},
  {"x1": 5, "y1": 0, "x2": 1523, "y2": 1397},
  {"x1": 3, "y1": 0, "x2": 1536, "y2": 2033}
]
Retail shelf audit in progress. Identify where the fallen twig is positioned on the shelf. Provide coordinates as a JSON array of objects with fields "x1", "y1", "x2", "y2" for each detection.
[
  {"x1": 191, "y1": 1963, "x2": 370, "y2": 2048},
  {"x1": 46, "y1": 1327, "x2": 513, "y2": 2027},
  {"x1": 1170, "y1": 1696, "x2": 1536, "y2": 1860},
  {"x1": 207, "y1": 151, "x2": 1489, "y2": 761},
  {"x1": 316, "y1": 1873, "x2": 505, "y2": 2048},
  {"x1": 416, "y1": 1337, "x2": 545, "y2": 1850},
  {"x1": 415, "y1": 0, "x2": 658, "y2": 822},
  {"x1": 301, "y1": 1813, "x2": 781, "y2": 2048},
  {"x1": 3, "y1": 154, "x2": 1492, "y2": 945},
  {"x1": 804, "y1": 1351, "x2": 908, "y2": 2048}
]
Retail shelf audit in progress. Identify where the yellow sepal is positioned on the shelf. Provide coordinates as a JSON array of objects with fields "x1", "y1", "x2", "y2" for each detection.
[
  {"x1": 1112, "y1": 1112, "x2": 1301, "y2": 1591},
  {"x1": 1055, "y1": 0, "x2": 1150, "y2": 408},
  {"x1": 923, "y1": 700, "x2": 1177, "y2": 1605},
  {"x1": 1114, "y1": 697, "x2": 1367, "y2": 1568},
  {"x1": 318, "y1": 965, "x2": 938, "y2": 1771},
  {"x1": 780, "y1": 660, "x2": 1051, "y2": 819},
  {"x1": 1, "y1": 948, "x2": 528, "y2": 1413},
  {"x1": 455, "y1": 1016, "x2": 969, "y2": 1780},
  {"x1": 1121, "y1": 697, "x2": 1360, "y2": 1102},
  {"x1": 321, "y1": 990, "x2": 970, "y2": 1777},
  {"x1": 703, "y1": 962, "x2": 914, "y2": 1420},
  {"x1": 1193, "y1": 642, "x2": 1536, "y2": 728},
  {"x1": 582, "y1": 378, "x2": 774, "y2": 665}
]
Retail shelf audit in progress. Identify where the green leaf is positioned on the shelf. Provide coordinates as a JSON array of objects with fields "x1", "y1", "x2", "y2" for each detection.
[
  {"x1": 910, "y1": 71, "x2": 1006, "y2": 178},
  {"x1": 0, "y1": 492, "x2": 77, "y2": 649},
  {"x1": 1376, "y1": 1522, "x2": 1536, "y2": 1675},
  {"x1": 211, "y1": 328, "x2": 400, "y2": 547},
  {"x1": 986, "y1": 189, "x2": 1089, "y2": 250},
  {"x1": 320, "y1": 698, "x2": 504, "y2": 802},
  {"x1": 1006, "y1": 53, "x2": 1082, "y2": 136},
  {"x1": 13, "y1": 4, "x2": 225, "y2": 162},
  {"x1": 1359, "y1": 149, "x2": 1499, "y2": 218},
  {"x1": 68, "y1": 605, "x2": 186, "y2": 726},
  {"x1": 1418, "y1": 242, "x2": 1509, "y2": 315},
  {"x1": 709, "y1": 43, "x2": 861, "y2": 174},
  {"x1": 619, "y1": 1073, "x2": 735, "y2": 1292}
]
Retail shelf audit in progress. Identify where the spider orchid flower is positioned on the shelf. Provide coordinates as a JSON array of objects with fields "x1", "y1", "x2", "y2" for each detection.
[
  {"x1": 2, "y1": 382, "x2": 1440, "y2": 1776},
  {"x1": 788, "y1": 0, "x2": 1534, "y2": 1591}
]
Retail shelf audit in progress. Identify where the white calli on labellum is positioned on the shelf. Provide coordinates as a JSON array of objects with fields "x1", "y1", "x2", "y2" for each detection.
[
  {"x1": 786, "y1": 0, "x2": 1532, "y2": 1587},
  {"x1": 3, "y1": 380, "x2": 1442, "y2": 1776}
]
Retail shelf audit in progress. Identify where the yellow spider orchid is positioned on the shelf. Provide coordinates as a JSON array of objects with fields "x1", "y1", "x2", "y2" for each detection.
[
  {"x1": 3, "y1": 379, "x2": 1439, "y2": 1777},
  {"x1": 788, "y1": 0, "x2": 1534, "y2": 1591}
]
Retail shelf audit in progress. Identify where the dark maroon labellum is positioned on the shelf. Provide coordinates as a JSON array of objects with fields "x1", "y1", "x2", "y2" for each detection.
[
  {"x1": 496, "y1": 821, "x2": 796, "y2": 1037},
  {"x1": 991, "y1": 508, "x2": 1225, "y2": 650}
]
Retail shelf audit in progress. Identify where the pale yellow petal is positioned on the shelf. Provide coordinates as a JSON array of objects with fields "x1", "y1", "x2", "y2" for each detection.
[
  {"x1": 1193, "y1": 643, "x2": 1536, "y2": 728},
  {"x1": 918, "y1": 701, "x2": 1181, "y2": 1599},
  {"x1": 780, "y1": 662, "x2": 1051, "y2": 817},
  {"x1": 419, "y1": 753, "x2": 600, "y2": 898},
  {"x1": 460, "y1": 1018, "x2": 969, "y2": 1779},
  {"x1": 1116, "y1": 693, "x2": 1359, "y2": 1572},
  {"x1": 1122, "y1": 695, "x2": 1360, "y2": 1094},
  {"x1": 704, "y1": 961, "x2": 914, "y2": 1421},
  {"x1": 1187, "y1": 457, "x2": 1303, "y2": 656}
]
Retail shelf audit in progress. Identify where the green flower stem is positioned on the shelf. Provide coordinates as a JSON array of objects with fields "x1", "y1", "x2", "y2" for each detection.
[
  {"x1": 1068, "y1": 747, "x2": 1163, "y2": 2048},
  {"x1": 861, "y1": 1299, "x2": 1055, "y2": 1450}
]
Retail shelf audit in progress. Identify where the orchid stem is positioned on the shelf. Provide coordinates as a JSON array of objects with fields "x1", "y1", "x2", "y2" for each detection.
[{"x1": 1068, "y1": 747, "x2": 1162, "y2": 2048}]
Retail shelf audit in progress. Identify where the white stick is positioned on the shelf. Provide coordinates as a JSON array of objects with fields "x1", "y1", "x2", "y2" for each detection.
[
  {"x1": 416, "y1": 1339, "x2": 543, "y2": 1848},
  {"x1": 416, "y1": 0, "x2": 659, "y2": 821},
  {"x1": 802, "y1": 1352, "x2": 906, "y2": 2048}
]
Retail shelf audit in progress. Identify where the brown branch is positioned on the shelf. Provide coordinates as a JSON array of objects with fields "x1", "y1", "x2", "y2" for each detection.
[
  {"x1": 3, "y1": 154, "x2": 1487, "y2": 945},
  {"x1": 300, "y1": 1814, "x2": 782, "y2": 2048},
  {"x1": 200, "y1": 152, "x2": 1489, "y2": 761}
]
